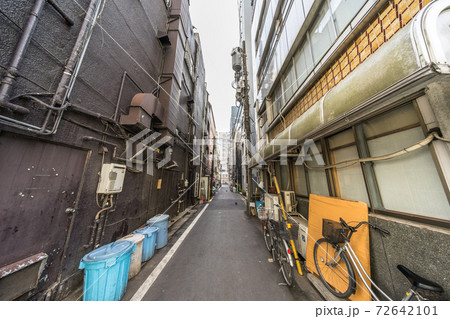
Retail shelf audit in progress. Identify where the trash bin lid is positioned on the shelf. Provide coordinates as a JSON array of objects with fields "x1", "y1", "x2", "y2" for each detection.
[
  {"x1": 147, "y1": 214, "x2": 169, "y2": 224},
  {"x1": 134, "y1": 226, "x2": 159, "y2": 236},
  {"x1": 117, "y1": 233, "x2": 145, "y2": 244},
  {"x1": 82, "y1": 241, "x2": 135, "y2": 262}
]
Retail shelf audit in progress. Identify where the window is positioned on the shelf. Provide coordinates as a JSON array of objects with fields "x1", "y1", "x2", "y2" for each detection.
[
  {"x1": 309, "y1": 1, "x2": 337, "y2": 63},
  {"x1": 303, "y1": 0, "x2": 315, "y2": 17},
  {"x1": 437, "y1": 9, "x2": 450, "y2": 63},
  {"x1": 253, "y1": 0, "x2": 370, "y2": 110},
  {"x1": 294, "y1": 164, "x2": 308, "y2": 196},
  {"x1": 272, "y1": 84, "x2": 284, "y2": 119},
  {"x1": 279, "y1": 163, "x2": 290, "y2": 190},
  {"x1": 294, "y1": 39, "x2": 314, "y2": 88},
  {"x1": 330, "y1": 0, "x2": 367, "y2": 33},
  {"x1": 256, "y1": 0, "x2": 277, "y2": 68},
  {"x1": 281, "y1": 62, "x2": 296, "y2": 103},
  {"x1": 328, "y1": 129, "x2": 369, "y2": 204},
  {"x1": 285, "y1": 0, "x2": 305, "y2": 46},
  {"x1": 307, "y1": 143, "x2": 330, "y2": 196},
  {"x1": 267, "y1": 99, "x2": 274, "y2": 123},
  {"x1": 363, "y1": 105, "x2": 450, "y2": 220}
]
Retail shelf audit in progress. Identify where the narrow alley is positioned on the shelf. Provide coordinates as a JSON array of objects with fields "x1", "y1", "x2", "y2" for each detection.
[
  {"x1": 1, "y1": 0, "x2": 449, "y2": 309},
  {"x1": 121, "y1": 185, "x2": 321, "y2": 301}
]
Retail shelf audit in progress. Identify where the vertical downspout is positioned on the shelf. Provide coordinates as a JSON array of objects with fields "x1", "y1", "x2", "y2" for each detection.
[
  {"x1": 0, "y1": 0, "x2": 45, "y2": 114},
  {"x1": 0, "y1": 0, "x2": 102, "y2": 135},
  {"x1": 189, "y1": 36, "x2": 200, "y2": 203},
  {"x1": 40, "y1": 0, "x2": 104, "y2": 134}
]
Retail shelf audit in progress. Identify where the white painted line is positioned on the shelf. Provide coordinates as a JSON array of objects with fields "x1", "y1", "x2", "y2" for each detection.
[{"x1": 130, "y1": 203, "x2": 210, "y2": 301}]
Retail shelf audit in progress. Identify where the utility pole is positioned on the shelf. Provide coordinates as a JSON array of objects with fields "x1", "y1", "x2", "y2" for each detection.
[
  {"x1": 199, "y1": 83, "x2": 208, "y2": 202},
  {"x1": 242, "y1": 41, "x2": 252, "y2": 214},
  {"x1": 231, "y1": 42, "x2": 252, "y2": 214}
]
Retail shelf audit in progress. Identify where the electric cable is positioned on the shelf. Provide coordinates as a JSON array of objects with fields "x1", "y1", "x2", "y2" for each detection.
[{"x1": 304, "y1": 132, "x2": 439, "y2": 170}]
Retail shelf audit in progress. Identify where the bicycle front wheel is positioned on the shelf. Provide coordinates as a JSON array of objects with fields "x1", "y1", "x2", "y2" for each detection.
[
  {"x1": 313, "y1": 238, "x2": 356, "y2": 298},
  {"x1": 263, "y1": 221, "x2": 272, "y2": 252},
  {"x1": 279, "y1": 239, "x2": 293, "y2": 286}
]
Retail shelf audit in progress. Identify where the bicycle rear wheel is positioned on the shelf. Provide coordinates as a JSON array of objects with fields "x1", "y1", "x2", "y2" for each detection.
[
  {"x1": 313, "y1": 238, "x2": 356, "y2": 298},
  {"x1": 279, "y1": 239, "x2": 293, "y2": 286},
  {"x1": 263, "y1": 221, "x2": 272, "y2": 252}
]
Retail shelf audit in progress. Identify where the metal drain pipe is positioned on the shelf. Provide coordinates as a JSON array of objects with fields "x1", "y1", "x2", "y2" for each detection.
[
  {"x1": 0, "y1": 0, "x2": 103, "y2": 135},
  {"x1": 39, "y1": 0, "x2": 104, "y2": 134},
  {"x1": 0, "y1": 0, "x2": 45, "y2": 114}
]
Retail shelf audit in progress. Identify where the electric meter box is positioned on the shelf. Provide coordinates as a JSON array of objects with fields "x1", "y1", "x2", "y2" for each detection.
[{"x1": 97, "y1": 164, "x2": 126, "y2": 194}]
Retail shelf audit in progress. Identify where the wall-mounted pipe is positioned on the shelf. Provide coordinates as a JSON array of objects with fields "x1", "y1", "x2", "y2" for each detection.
[
  {"x1": 84, "y1": 195, "x2": 113, "y2": 249},
  {"x1": 0, "y1": 0, "x2": 45, "y2": 114},
  {"x1": 113, "y1": 71, "x2": 127, "y2": 122},
  {"x1": 40, "y1": 0, "x2": 105, "y2": 134},
  {"x1": 93, "y1": 196, "x2": 114, "y2": 248},
  {"x1": 47, "y1": 0, "x2": 74, "y2": 26},
  {"x1": 0, "y1": 0, "x2": 104, "y2": 135},
  {"x1": 82, "y1": 135, "x2": 119, "y2": 148}
]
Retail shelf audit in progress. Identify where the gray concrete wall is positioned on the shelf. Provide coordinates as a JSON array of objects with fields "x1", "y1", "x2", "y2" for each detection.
[
  {"x1": 426, "y1": 80, "x2": 450, "y2": 149},
  {"x1": 369, "y1": 214, "x2": 449, "y2": 300}
]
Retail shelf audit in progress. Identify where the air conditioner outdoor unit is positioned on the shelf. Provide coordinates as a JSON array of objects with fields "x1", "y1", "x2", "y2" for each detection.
[
  {"x1": 264, "y1": 193, "x2": 281, "y2": 222},
  {"x1": 281, "y1": 190, "x2": 297, "y2": 213}
]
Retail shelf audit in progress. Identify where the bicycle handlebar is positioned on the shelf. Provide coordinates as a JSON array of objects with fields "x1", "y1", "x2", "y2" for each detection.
[{"x1": 339, "y1": 217, "x2": 390, "y2": 235}]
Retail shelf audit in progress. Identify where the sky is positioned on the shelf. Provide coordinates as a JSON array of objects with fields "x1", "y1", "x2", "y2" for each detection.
[{"x1": 189, "y1": 0, "x2": 240, "y2": 133}]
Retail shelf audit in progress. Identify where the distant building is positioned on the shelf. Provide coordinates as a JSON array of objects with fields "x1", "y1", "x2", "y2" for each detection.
[{"x1": 217, "y1": 132, "x2": 231, "y2": 184}]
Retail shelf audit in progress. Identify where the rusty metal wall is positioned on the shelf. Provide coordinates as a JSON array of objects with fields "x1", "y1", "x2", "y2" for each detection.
[{"x1": 0, "y1": 132, "x2": 87, "y2": 291}]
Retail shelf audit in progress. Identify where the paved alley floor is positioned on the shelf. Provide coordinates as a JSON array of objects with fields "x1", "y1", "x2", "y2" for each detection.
[{"x1": 123, "y1": 185, "x2": 322, "y2": 301}]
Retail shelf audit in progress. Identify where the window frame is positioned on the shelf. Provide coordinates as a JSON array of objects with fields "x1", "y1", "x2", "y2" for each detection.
[{"x1": 281, "y1": 100, "x2": 450, "y2": 228}]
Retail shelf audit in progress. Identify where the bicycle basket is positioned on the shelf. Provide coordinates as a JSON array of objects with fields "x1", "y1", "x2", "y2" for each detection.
[
  {"x1": 322, "y1": 219, "x2": 349, "y2": 244},
  {"x1": 257, "y1": 206, "x2": 267, "y2": 220}
]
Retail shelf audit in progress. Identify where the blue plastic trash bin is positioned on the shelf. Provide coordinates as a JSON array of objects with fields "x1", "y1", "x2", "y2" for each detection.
[
  {"x1": 133, "y1": 226, "x2": 159, "y2": 262},
  {"x1": 79, "y1": 241, "x2": 135, "y2": 301},
  {"x1": 147, "y1": 214, "x2": 169, "y2": 249}
]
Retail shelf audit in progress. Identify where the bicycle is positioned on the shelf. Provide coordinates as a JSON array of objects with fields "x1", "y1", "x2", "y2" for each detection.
[
  {"x1": 262, "y1": 205, "x2": 294, "y2": 286},
  {"x1": 313, "y1": 217, "x2": 443, "y2": 300}
]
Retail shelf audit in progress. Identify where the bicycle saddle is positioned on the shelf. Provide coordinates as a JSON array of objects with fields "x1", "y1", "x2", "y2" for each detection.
[{"x1": 397, "y1": 265, "x2": 443, "y2": 292}]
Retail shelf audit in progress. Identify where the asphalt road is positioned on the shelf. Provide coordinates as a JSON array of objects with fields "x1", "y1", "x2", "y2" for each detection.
[{"x1": 123, "y1": 185, "x2": 318, "y2": 301}]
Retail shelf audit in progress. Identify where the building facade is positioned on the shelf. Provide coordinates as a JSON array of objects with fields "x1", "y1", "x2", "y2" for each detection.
[
  {"x1": 217, "y1": 131, "x2": 231, "y2": 185},
  {"x1": 0, "y1": 0, "x2": 215, "y2": 300},
  {"x1": 249, "y1": 0, "x2": 450, "y2": 300}
]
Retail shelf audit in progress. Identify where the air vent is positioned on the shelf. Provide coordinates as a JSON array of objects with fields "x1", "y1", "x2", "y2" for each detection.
[{"x1": 157, "y1": 30, "x2": 171, "y2": 47}]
